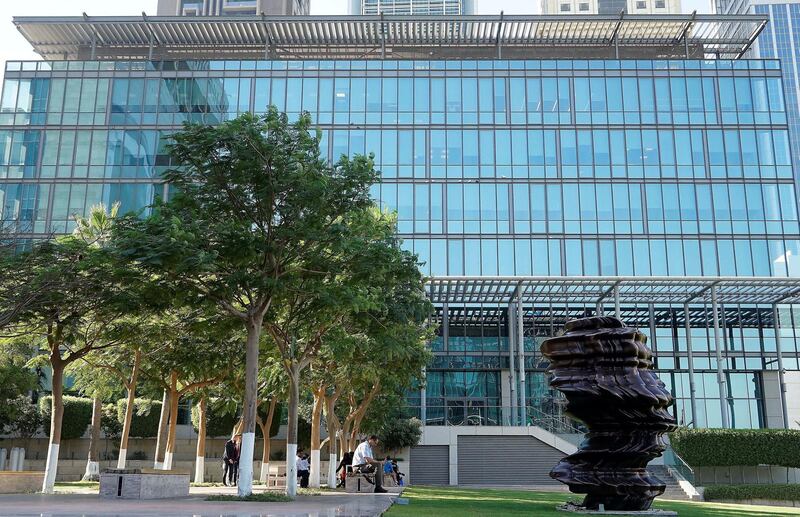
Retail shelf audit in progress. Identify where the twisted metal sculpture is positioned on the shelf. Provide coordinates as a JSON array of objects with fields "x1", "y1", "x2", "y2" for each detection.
[{"x1": 540, "y1": 316, "x2": 677, "y2": 511}]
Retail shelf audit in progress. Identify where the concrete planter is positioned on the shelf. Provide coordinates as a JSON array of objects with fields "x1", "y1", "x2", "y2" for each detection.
[{"x1": 0, "y1": 472, "x2": 45, "y2": 494}]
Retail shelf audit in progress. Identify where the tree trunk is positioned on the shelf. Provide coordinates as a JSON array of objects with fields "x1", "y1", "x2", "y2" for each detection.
[
  {"x1": 285, "y1": 363, "x2": 301, "y2": 498},
  {"x1": 259, "y1": 398, "x2": 277, "y2": 483},
  {"x1": 163, "y1": 372, "x2": 179, "y2": 470},
  {"x1": 324, "y1": 395, "x2": 340, "y2": 488},
  {"x1": 42, "y1": 359, "x2": 64, "y2": 494},
  {"x1": 82, "y1": 396, "x2": 102, "y2": 481},
  {"x1": 237, "y1": 318, "x2": 263, "y2": 497},
  {"x1": 118, "y1": 349, "x2": 141, "y2": 469},
  {"x1": 194, "y1": 397, "x2": 207, "y2": 483},
  {"x1": 309, "y1": 390, "x2": 324, "y2": 488},
  {"x1": 154, "y1": 389, "x2": 170, "y2": 469}
]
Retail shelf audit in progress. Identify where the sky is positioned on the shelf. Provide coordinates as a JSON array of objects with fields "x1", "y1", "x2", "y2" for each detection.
[{"x1": 0, "y1": 0, "x2": 711, "y2": 83}]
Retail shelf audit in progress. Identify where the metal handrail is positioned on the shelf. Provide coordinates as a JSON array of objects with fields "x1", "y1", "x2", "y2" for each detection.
[{"x1": 663, "y1": 445, "x2": 695, "y2": 484}]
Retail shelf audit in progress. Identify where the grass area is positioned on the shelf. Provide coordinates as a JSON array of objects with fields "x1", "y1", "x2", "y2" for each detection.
[
  {"x1": 206, "y1": 492, "x2": 293, "y2": 503},
  {"x1": 54, "y1": 481, "x2": 100, "y2": 487},
  {"x1": 386, "y1": 487, "x2": 800, "y2": 517}
]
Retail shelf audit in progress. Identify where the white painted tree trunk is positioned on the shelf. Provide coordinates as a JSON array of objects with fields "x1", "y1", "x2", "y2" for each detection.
[
  {"x1": 194, "y1": 456, "x2": 205, "y2": 483},
  {"x1": 259, "y1": 461, "x2": 270, "y2": 484},
  {"x1": 309, "y1": 449, "x2": 321, "y2": 488},
  {"x1": 285, "y1": 443, "x2": 297, "y2": 498},
  {"x1": 117, "y1": 449, "x2": 127, "y2": 469},
  {"x1": 163, "y1": 451, "x2": 173, "y2": 471},
  {"x1": 41, "y1": 444, "x2": 59, "y2": 494},
  {"x1": 327, "y1": 452, "x2": 337, "y2": 488},
  {"x1": 83, "y1": 461, "x2": 99, "y2": 481},
  {"x1": 237, "y1": 432, "x2": 255, "y2": 497}
]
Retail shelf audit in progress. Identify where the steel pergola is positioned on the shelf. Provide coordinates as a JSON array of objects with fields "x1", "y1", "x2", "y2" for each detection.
[
  {"x1": 12, "y1": 13, "x2": 768, "y2": 61},
  {"x1": 424, "y1": 276, "x2": 800, "y2": 430}
]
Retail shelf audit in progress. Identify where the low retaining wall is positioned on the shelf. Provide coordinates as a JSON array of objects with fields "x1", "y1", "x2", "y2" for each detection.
[
  {"x1": 0, "y1": 472, "x2": 45, "y2": 494},
  {"x1": 695, "y1": 466, "x2": 800, "y2": 485},
  {"x1": 709, "y1": 499, "x2": 800, "y2": 508}
]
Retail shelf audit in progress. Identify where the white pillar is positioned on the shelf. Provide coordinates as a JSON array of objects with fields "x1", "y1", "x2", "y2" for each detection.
[
  {"x1": 237, "y1": 431, "x2": 255, "y2": 496},
  {"x1": 711, "y1": 286, "x2": 730, "y2": 429},
  {"x1": 16, "y1": 448, "x2": 24, "y2": 471},
  {"x1": 773, "y1": 304, "x2": 790, "y2": 429},
  {"x1": 9, "y1": 448, "x2": 19, "y2": 472},
  {"x1": 507, "y1": 303, "x2": 517, "y2": 425},
  {"x1": 517, "y1": 296, "x2": 527, "y2": 425},
  {"x1": 614, "y1": 284, "x2": 620, "y2": 318},
  {"x1": 684, "y1": 303, "x2": 698, "y2": 428},
  {"x1": 0, "y1": 448, "x2": 6, "y2": 471}
]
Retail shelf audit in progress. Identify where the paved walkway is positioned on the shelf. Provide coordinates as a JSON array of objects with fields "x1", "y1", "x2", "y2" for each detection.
[{"x1": 0, "y1": 489, "x2": 400, "y2": 517}]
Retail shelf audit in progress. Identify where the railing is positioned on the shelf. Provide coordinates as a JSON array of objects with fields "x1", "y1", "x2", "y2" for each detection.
[
  {"x1": 662, "y1": 445, "x2": 695, "y2": 485},
  {"x1": 405, "y1": 405, "x2": 584, "y2": 434}
]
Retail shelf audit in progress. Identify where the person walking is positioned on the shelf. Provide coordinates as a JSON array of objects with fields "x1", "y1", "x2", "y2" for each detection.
[
  {"x1": 222, "y1": 434, "x2": 241, "y2": 486},
  {"x1": 296, "y1": 450, "x2": 310, "y2": 488}
]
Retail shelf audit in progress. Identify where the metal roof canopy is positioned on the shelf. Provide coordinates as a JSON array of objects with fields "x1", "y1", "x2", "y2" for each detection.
[
  {"x1": 425, "y1": 276, "x2": 800, "y2": 306},
  {"x1": 12, "y1": 13, "x2": 768, "y2": 61}
]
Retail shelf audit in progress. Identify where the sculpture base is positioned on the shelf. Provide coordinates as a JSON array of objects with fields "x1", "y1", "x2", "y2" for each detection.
[{"x1": 557, "y1": 503, "x2": 678, "y2": 516}]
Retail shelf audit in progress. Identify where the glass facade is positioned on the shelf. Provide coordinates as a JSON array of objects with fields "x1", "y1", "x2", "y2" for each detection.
[
  {"x1": 2, "y1": 57, "x2": 799, "y2": 430},
  {"x1": 350, "y1": 0, "x2": 474, "y2": 14},
  {"x1": 754, "y1": 3, "x2": 800, "y2": 172}
]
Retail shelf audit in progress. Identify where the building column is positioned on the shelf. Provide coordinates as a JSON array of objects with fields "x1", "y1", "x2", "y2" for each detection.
[
  {"x1": 507, "y1": 303, "x2": 517, "y2": 426},
  {"x1": 420, "y1": 366, "x2": 427, "y2": 425},
  {"x1": 711, "y1": 286, "x2": 730, "y2": 428},
  {"x1": 772, "y1": 304, "x2": 790, "y2": 429},
  {"x1": 614, "y1": 284, "x2": 621, "y2": 318},
  {"x1": 684, "y1": 302, "x2": 698, "y2": 428},
  {"x1": 517, "y1": 295, "x2": 527, "y2": 425}
]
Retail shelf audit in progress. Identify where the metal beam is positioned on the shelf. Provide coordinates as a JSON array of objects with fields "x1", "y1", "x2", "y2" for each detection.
[
  {"x1": 772, "y1": 304, "x2": 790, "y2": 429},
  {"x1": 517, "y1": 288, "x2": 526, "y2": 426},
  {"x1": 711, "y1": 286, "x2": 730, "y2": 429},
  {"x1": 683, "y1": 302, "x2": 698, "y2": 428}
]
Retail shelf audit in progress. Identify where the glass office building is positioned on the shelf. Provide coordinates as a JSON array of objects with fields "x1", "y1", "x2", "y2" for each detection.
[
  {"x1": 348, "y1": 0, "x2": 475, "y2": 15},
  {"x1": 3, "y1": 14, "x2": 800, "y2": 436}
]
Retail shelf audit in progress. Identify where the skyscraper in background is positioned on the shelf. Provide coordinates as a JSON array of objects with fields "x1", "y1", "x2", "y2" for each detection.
[
  {"x1": 157, "y1": 0, "x2": 310, "y2": 16},
  {"x1": 348, "y1": 0, "x2": 476, "y2": 15},
  {"x1": 540, "y1": 0, "x2": 681, "y2": 14}
]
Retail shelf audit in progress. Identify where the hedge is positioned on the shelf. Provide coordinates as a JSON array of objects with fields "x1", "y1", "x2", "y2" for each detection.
[
  {"x1": 671, "y1": 428, "x2": 800, "y2": 468},
  {"x1": 191, "y1": 402, "x2": 239, "y2": 438},
  {"x1": 39, "y1": 395, "x2": 93, "y2": 440},
  {"x1": 704, "y1": 484, "x2": 800, "y2": 503},
  {"x1": 116, "y1": 398, "x2": 162, "y2": 438}
]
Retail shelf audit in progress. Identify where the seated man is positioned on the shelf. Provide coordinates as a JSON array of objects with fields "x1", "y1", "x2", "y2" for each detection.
[{"x1": 351, "y1": 435, "x2": 387, "y2": 493}]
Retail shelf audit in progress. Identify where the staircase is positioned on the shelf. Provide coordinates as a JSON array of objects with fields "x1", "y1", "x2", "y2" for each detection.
[{"x1": 650, "y1": 464, "x2": 700, "y2": 501}]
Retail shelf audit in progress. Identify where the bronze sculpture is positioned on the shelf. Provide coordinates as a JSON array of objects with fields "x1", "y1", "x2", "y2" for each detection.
[{"x1": 540, "y1": 316, "x2": 677, "y2": 511}]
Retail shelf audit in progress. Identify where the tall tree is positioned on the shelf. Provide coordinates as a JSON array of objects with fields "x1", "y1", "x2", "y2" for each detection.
[
  {"x1": 1, "y1": 237, "x2": 140, "y2": 493},
  {"x1": 265, "y1": 208, "x2": 431, "y2": 494},
  {"x1": 114, "y1": 109, "x2": 377, "y2": 496}
]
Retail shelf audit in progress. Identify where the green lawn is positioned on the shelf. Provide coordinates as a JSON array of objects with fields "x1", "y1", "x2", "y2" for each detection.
[{"x1": 386, "y1": 487, "x2": 800, "y2": 517}]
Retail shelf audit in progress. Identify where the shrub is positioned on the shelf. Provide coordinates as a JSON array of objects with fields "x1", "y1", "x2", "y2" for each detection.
[
  {"x1": 671, "y1": 428, "x2": 800, "y2": 468},
  {"x1": 5, "y1": 395, "x2": 42, "y2": 438},
  {"x1": 101, "y1": 403, "x2": 122, "y2": 440},
  {"x1": 379, "y1": 418, "x2": 423, "y2": 454},
  {"x1": 116, "y1": 398, "x2": 162, "y2": 438},
  {"x1": 704, "y1": 484, "x2": 800, "y2": 502},
  {"x1": 39, "y1": 395, "x2": 93, "y2": 440},
  {"x1": 191, "y1": 401, "x2": 239, "y2": 438}
]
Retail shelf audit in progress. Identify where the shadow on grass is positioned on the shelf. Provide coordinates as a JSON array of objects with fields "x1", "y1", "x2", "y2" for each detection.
[{"x1": 386, "y1": 487, "x2": 799, "y2": 517}]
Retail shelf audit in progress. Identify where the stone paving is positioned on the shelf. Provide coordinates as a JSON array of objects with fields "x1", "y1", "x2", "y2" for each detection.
[{"x1": 0, "y1": 487, "x2": 401, "y2": 517}]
